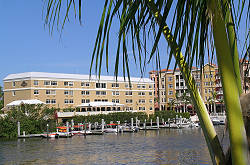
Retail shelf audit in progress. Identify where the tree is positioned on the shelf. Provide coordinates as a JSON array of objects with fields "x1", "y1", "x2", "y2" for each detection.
[
  {"x1": 208, "y1": 91, "x2": 218, "y2": 114},
  {"x1": 44, "y1": 0, "x2": 249, "y2": 164}
]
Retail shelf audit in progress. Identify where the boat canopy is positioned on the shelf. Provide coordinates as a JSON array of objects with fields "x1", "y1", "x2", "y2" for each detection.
[
  {"x1": 77, "y1": 102, "x2": 124, "y2": 107},
  {"x1": 6, "y1": 99, "x2": 45, "y2": 106}
]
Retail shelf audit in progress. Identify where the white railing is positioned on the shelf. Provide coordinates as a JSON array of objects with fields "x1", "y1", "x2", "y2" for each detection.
[{"x1": 57, "y1": 111, "x2": 128, "y2": 117}]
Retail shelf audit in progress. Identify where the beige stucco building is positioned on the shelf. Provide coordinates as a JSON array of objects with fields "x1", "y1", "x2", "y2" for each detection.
[
  {"x1": 3, "y1": 72, "x2": 155, "y2": 115},
  {"x1": 149, "y1": 64, "x2": 220, "y2": 113}
]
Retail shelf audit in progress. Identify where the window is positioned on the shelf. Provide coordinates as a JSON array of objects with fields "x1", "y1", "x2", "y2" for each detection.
[
  {"x1": 125, "y1": 107, "x2": 133, "y2": 111},
  {"x1": 51, "y1": 81, "x2": 57, "y2": 86},
  {"x1": 161, "y1": 78, "x2": 165, "y2": 82},
  {"x1": 137, "y1": 84, "x2": 141, "y2": 88},
  {"x1": 81, "y1": 91, "x2": 90, "y2": 95},
  {"x1": 125, "y1": 83, "x2": 133, "y2": 88},
  {"x1": 112, "y1": 91, "x2": 119, "y2": 95},
  {"x1": 81, "y1": 82, "x2": 90, "y2": 87},
  {"x1": 46, "y1": 99, "x2": 51, "y2": 104},
  {"x1": 44, "y1": 81, "x2": 50, "y2": 86},
  {"x1": 112, "y1": 99, "x2": 119, "y2": 103},
  {"x1": 162, "y1": 84, "x2": 165, "y2": 89},
  {"x1": 149, "y1": 84, "x2": 152, "y2": 88},
  {"x1": 169, "y1": 90, "x2": 173, "y2": 95},
  {"x1": 150, "y1": 107, "x2": 153, "y2": 111},
  {"x1": 64, "y1": 90, "x2": 73, "y2": 95},
  {"x1": 125, "y1": 91, "x2": 132, "y2": 96},
  {"x1": 196, "y1": 82, "x2": 200, "y2": 87},
  {"x1": 34, "y1": 80, "x2": 38, "y2": 86},
  {"x1": 51, "y1": 99, "x2": 56, "y2": 104},
  {"x1": 96, "y1": 83, "x2": 106, "y2": 88},
  {"x1": 209, "y1": 74, "x2": 213, "y2": 78},
  {"x1": 194, "y1": 74, "x2": 200, "y2": 79},
  {"x1": 204, "y1": 82, "x2": 210, "y2": 86},
  {"x1": 94, "y1": 99, "x2": 108, "y2": 102},
  {"x1": 168, "y1": 84, "x2": 173, "y2": 88},
  {"x1": 112, "y1": 83, "x2": 119, "y2": 88},
  {"x1": 204, "y1": 74, "x2": 209, "y2": 79},
  {"x1": 139, "y1": 99, "x2": 145, "y2": 103},
  {"x1": 64, "y1": 81, "x2": 74, "y2": 86},
  {"x1": 162, "y1": 91, "x2": 165, "y2": 96},
  {"x1": 168, "y1": 77, "x2": 173, "y2": 82},
  {"x1": 46, "y1": 90, "x2": 56, "y2": 95},
  {"x1": 149, "y1": 99, "x2": 153, "y2": 103},
  {"x1": 12, "y1": 81, "x2": 16, "y2": 87},
  {"x1": 65, "y1": 99, "x2": 74, "y2": 104},
  {"x1": 34, "y1": 90, "x2": 39, "y2": 95},
  {"x1": 82, "y1": 99, "x2": 90, "y2": 103},
  {"x1": 139, "y1": 107, "x2": 145, "y2": 111},
  {"x1": 46, "y1": 99, "x2": 56, "y2": 104},
  {"x1": 12, "y1": 91, "x2": 16, "y2": 96},
  {"x1": 138, "y1": 92, "x2": 145, "y2": 96},
  {"x1": 126, "y1": 99, "x2": 133, "y2": 103},
  {"x1": 96, "y1": 91, "x2": 106, "y2": 95},
  {"x1": 149, "y1": 92, "x2": 152, "y2": 96},
  {"x1": 142, "y1": 84, "x2": 146, "y2": 88}
]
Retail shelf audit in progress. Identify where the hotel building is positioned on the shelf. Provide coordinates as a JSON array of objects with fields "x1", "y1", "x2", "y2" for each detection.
[
  {"x1": 149, "y1": 64, "x2": 220, "y2": 113},
  {"x1": 3, "y1": 72, "x2": 155, "y2": 115}
]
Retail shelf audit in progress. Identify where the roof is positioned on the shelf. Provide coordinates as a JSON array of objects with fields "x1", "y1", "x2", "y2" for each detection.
[
  {"x1": 6, "y1": 99, "x2": 45, "y2": 106},
  {"x1": 4, "y1": 72, "x2": 153, "y2": 83},
  {"x1": 77, "y1": 102, "x2": 124, "y2": 107}
]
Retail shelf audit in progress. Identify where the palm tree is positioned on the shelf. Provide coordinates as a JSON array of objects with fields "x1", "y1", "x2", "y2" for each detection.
[
  {"x1": 44, "y1": 0, "x2": 249, "y2": 164},
  {"x1": 210, "y1": 91, "x2": 218, "y2": 114},
  {"x1": 167, "y1": 98, "x2": 175, "y2": 111}
]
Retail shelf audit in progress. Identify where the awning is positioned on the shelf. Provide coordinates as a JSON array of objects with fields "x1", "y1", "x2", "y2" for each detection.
[
  {"x1": 77, "y1": 102, "x2": 124, "y2": 107},
  {"x1": 6, "y1": 99, "x2": 45, "y2": 106}
]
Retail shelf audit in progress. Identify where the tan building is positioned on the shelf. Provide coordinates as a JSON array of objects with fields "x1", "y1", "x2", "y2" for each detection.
[
  {"x1": 3, "y1": 72, "x2": 154, "y2": 115},
  {"x1": 149, "y1": 64, "x2": 219, "y2": 113}
]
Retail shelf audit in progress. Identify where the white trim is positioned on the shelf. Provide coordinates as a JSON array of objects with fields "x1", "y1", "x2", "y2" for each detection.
[
  {"x1": 3, "y1": 72, "x2": 154, "y2": 83},
  {"x1": 4, "y1": 87, "x2": 154, "y2": 92}
]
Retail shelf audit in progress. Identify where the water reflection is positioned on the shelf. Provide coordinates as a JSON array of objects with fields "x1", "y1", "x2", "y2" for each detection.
[{"x1": 0, "y1": 126, "x2": 228, "y2": 165}]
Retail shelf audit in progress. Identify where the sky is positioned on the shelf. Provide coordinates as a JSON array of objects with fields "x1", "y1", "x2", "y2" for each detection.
[{"x1": 0, "y1": 1, "x2": 248, "y2": 86}]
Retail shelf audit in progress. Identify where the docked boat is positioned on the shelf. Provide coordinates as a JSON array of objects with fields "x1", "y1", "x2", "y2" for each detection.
[
  {"x1": 41, "y1": 132, "x2": 57, "y2": 138},
  {"x1": 103, "y1": 123, "x2": 119, "y2": 133},
  {"x1": 55, "y1": 126, "x2": 73, "y2": 138}
]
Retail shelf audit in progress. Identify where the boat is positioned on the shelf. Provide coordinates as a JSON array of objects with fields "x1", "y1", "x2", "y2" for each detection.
[
  {"x1": 55, "y1": 126, "x2": 73, "y2": 138},
  {"x1": 103, "y1": 123, "x2": 119, "y2": 133},
  {"x1": 211, "y1": 117, "x2": 221, "y2": 125},
  {"x1": 41, "y1": 132, "x2": 57, "y2": 138}
]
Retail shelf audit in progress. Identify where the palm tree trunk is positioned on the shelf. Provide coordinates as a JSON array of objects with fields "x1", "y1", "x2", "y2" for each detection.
[
  {"x1": 146, "y1": 1, "x2": 225, "y2": 164},
  {"x1": 208, "y1": 0, "x2": 249, "y2": 164}
]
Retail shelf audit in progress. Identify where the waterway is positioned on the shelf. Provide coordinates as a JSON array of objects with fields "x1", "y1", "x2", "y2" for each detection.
[{"x1": 0, "y1": 126, "x2": 228, "y2": 165}]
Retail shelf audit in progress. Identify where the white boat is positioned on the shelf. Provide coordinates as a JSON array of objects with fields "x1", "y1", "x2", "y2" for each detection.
[
  {"x1": 55, "y1": 126, "x2": 73, "y2": 138},
  {"x1": 41, "y1": 132, "x2": 57, "y2": 138},
  {"x1": 211, "y1": 117, "x2": 221, "y2": 125}
]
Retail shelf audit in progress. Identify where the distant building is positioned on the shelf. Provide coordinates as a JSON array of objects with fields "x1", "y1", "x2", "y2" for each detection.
[
  {"x1": 149, "y1": 64, "x2": 221, "y2": 114},
  {"x1": 3, "y1": 72, "x2": 155, "y2": 117}
]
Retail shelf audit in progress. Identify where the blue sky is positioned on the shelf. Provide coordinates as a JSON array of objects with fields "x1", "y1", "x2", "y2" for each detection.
[{"x1": 0, "y1": 1, "x2": 248, "y2": 86}]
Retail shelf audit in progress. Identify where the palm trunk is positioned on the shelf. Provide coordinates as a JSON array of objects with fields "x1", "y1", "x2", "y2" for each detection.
[
  {"x1": 208, "y1": 0, "x2": 249, "y2": 164},
  {"x1": 146, "y1": 1, "x2": 225, "y2": 164}
]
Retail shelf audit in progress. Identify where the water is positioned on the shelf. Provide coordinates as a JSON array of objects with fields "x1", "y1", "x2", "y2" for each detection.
[{"x1": 0, "y1": 126, "x2": 228, "y2": 165}]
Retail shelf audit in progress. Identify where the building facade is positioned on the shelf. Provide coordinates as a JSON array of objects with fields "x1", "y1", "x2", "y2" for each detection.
[
  {"x1": 149, "y1": 64, "x2": 220, "y2": 113},
  {"x1": 3, "y1": 72, "x2": 154, "y2": 115}
]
